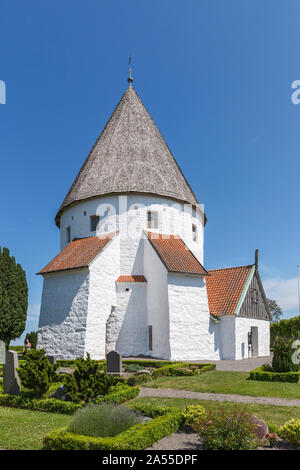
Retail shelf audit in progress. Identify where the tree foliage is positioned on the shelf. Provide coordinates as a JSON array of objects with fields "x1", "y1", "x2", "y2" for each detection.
[
  {"x1": 17, "y1": 349, "x2": 58, "y2": 398},
  {"x1": 63, "y1": 353, "x2": 121, "y2": 403},
  {"x1": 272, "y1": 337, "x2": 297, "y2": 373},
  {"x1": 267, "y1": 298, "x2": 283, "y2": 323},
  {"x1": 0, "y1": 247, "x2": 28, "y2": 348}
]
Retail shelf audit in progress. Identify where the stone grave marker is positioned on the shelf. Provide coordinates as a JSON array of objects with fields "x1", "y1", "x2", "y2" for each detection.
[
  {"x1": 47, "y1": 355, "x2": 57, "y2": 365},
  {"x1": 107, "y1": 350, "x2": 122, "y2": 376},
  {"x1": 3, "y1": 350, "x2": 21, "y2": 395}
]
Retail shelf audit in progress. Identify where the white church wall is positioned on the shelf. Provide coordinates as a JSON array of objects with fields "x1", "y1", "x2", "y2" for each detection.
[
  {"x1": 110, "y1": 282, "x2": 148, "y2": 356},
  {"x1": 219, "y1": 316, "x2": 236, "y2": 360},
  {"x1": 59, "y1": 194, "x2": 205, "y2": 265},
  {"x1": 84, "y1": 234, "x2": 120, "y2": 359},
  {"x1": 37, "y1": 269, "x2": 89, "y2": 359},
  {"x1": 167, "y1": 274, "x2": 219, "y2": 361},
  {"x1": 143, "y1": 238, "x2": 170, "y2": 359},
  {"x1": 235, "y1": 317, "x2": 270, "y2": 360}
]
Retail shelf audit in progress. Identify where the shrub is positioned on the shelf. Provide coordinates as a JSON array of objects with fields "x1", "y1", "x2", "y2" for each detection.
[
  {"x1": 191, "y1": 405, "x2": 260, "y2": 450},
  {"x1": 279, "y1": 419, "x2": 300, "y2": 445},
  {"x1": 127, "y1": 373, "x2": 152, "y2": 386},
  {"x1": 68, "y1": 403, "x2": 143, "y2": 438},
  {"x1": 124, "y1": 364, "x2": 149, "y2": 373},
  {"x1": 97, "y1": 385, "x2": 140, "y2": 404},
  {"x1": 183, "y1": 405, "x2": 206, "y2": 426},
  {"x1": 152, "y1": 362, "x2": 215, "y2": 378},
  {"x1": 17, "y1": 349, "x2": 58, "y2": 398},
  {"x1": 249, "y1": 366, "x2": 300, "y2": 383},
  {"x1": 272, "y1": 337, "x2": 297, "y2": 373},
  {"x1": 63, "y1": 353, "x2": 123, "y2": 403},
  {"x1": 43, "y1": 410, "x2": 183, "y2": 450}
]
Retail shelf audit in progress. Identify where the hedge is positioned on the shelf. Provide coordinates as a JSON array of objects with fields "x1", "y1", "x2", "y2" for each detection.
[
  {"x1": 43, "y1": 409, "x2": 183, "y2": 450},
  {"x1": 152, "y1": 362, "x2": 215, "y2": 378},
  {"x1": 249, "y1": 366, "x2": 300, "y2": 383},
  {"x1": 0, "y1": 386, "x2": 140, "y2": 414}
]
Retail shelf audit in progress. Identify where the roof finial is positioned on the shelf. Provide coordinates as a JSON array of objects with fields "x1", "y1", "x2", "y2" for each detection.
[
  {"x1": 255, "y1": 249, "x2": 259, "y2": 270},
  {"x1": 128, "y1": 55, "x2": 133, "y2": 86}
]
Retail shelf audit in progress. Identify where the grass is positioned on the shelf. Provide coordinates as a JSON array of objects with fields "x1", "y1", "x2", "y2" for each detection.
[
  {"x1": 0, "y1": 407, "x2": 71, "y2": 449},
  {"x1": 146, "y1": 370, "x2": 300, "y2": 399},
  {"x1": 130, "y1": 397, "x2": 300, "y2": 427}
]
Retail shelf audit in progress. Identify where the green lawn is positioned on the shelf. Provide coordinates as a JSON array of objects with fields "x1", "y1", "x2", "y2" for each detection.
[
  {"x1": 131, "y1": 397, "x2": 300, "y2": 427},
  {"x1": 146, "y1": 370, "x2": 300, "y2": 399},
  {"x1": 0, "y1": 407, "x2": 70, "y2": 449}
]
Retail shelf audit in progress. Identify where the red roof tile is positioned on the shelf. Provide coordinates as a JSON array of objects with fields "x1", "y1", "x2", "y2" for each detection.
[
  {"x1": 116, "y1": 275, "x2": 147, "y2": 283},
  {"x1": 146, "y1": 232, "x2": 208, "y2": 275},
  {"x1": 38, "y1": 233, "x2": 116, "y2": 274},
  {"x1": 206, "y1": 265, "x2": 253, "y2": 316}
]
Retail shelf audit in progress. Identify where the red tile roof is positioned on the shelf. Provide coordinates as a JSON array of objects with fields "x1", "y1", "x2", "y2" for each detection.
[
  {"x1": 146, "y1": 232, "x2": 208, "y2": 275},
  {"x1": 38, "y1": 233, "x2": 116, "y2": 275},
  {"x1": 206, "y1": 265, "x2": 253, "y2": 316},
  {"x1": 116, "y1": 275, "x2": 147, "y2": 283}
]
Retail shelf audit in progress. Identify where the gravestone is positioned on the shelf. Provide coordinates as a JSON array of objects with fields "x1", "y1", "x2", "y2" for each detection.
[
  {"x1": 47, "y1": 355, "x2": 57, "y2": 365},
  {"x1": 107, "y1": 350, "x2": 122, "y2": 376},
  {"x1": 3, "y1": 350, "x2": 21, "y2": 395}
]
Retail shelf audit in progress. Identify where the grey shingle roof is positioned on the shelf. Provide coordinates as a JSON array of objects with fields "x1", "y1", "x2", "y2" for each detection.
[{"x1": 55, "y1": 85, "x2": 198, "y2": 227}]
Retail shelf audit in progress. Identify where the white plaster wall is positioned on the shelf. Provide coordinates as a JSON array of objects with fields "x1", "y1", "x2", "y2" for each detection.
[
  {"x1": 109, "y1": 282, "x2": 148, "y2": 357},
  {"x1": 37, "y1": 269, "x2": 89, "y2": 359},
  {"x1": 235, "y1": 317, "x2": 270, "y2": 360},
  {"x1": 59, "y1": 194, "x2": 205, "y2": 265},
  {"x1": 167, "y1": 274, "x2": 219, "y2": 361},
  {"x1": 84, "y1": 235, "x2": 120, "y2": 359},
  {"x1": 219, "y1": 316, "x2": 236, "y2": 360},
  {"x1": 143, "y1": 238, "x2": 170, "y2": 359}
]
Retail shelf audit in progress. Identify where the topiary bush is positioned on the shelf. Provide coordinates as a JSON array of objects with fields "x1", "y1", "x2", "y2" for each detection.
[
  {"x1": 190, "y1": 404, "x2": 260, "y2": 450},
  {"x1": 272, "y1": 337, "x2": 297, "y2": 373},
  {"x1": 63, "y1": 353, "x2": 124, "y2": 403},
  {"x1": 183, "y1": 405, "x2": 206, "y2": 427},
  {"x1": 17, "y1": 349, "x2": 58, "y2": 398}
]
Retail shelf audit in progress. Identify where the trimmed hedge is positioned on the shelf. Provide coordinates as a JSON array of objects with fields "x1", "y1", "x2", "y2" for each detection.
[
  {"x1": 249, "y1": 366, "x2": 300, "y2": 383},
  {"x1": 43, "y1": 409, "x2": 183, "y2": 450},
  {"x1": 152, "y1": 362, "x2": 215, "y2": 378},
  {"x1": 123, "y1": 360, "x2": 175, "y2": 368},
  {"x1": 0, "y1": 386, "x2": 140, "y2": 414}
]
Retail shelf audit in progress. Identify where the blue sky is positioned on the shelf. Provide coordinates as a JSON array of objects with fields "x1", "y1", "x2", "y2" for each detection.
[{"x1": 0, "y1": 0, "x2": 299, "y2": 344}]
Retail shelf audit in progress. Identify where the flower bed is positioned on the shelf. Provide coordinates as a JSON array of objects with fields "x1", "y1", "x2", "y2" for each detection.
[
  {"x1": 249, "y1": 366, "x2": 300, "y2": 383},
  {"x1": 0, "y1": 385, "x2": 140, "y2": 414},
  {"x1": 43, "y1": 407, "x2": 183, "y2": 450}
]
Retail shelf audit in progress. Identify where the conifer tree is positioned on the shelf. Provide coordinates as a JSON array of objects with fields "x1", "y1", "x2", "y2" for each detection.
[{"x1": 0, "y1": 247, "x2": 28, "y2": 349}]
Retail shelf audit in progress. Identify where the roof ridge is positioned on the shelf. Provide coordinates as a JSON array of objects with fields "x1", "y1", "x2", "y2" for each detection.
[{"x1": 208, "y1": 264, "x2": 254, "y2": 273}]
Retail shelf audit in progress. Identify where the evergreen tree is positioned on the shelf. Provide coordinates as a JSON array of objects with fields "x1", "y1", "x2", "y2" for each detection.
[
  {"x1": 267, "y1": 298, "x2": 283, "y2": 323},
  {"x1": 0, "y1": 247, "x2": 28, "y2": 349}
]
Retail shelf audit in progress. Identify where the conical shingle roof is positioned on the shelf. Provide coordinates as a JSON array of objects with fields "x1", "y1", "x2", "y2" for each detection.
[{"x1": 55, "y1": 85, "x2": 198, "y2": 226}]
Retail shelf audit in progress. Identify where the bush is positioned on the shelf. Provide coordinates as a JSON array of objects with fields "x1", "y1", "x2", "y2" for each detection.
[
  {"x1": 191, "y1": 405, "x2": 259, "y2": 450},
  {"x1": 124, "y1": 364, "x2": 150, "y2": 373},
  {"x1": 272, "y1": 337, "x2": 297, "y2": 373},
  {"x1": 152, "y1": 362, "x2": 215, "y2": 378},
  {"x1": 0, "y1": 386, "x2": 139, "y2": 414},
  {"x1": 279, "y1": 419, "x2": 300, "y2": 445},
  {"x1": 17, "y1": 349, "x2": 58, "y2": 398},
  {"x1": 126, "y1": 402, "x2": 177, "y2": 417},
  {"x1": 127, "y1": 373, "x2": 152, "y2": 386},
  {"x1": 63, "y1": 353, "x2": 123, "y2": 403},
  {"x1": 43, "y1": 410, "x2": 183, "y2": 450},
  {"x1": 183, "y1": 405, "x2": 206, "y2": 426},
  {"x1": 68, "y1": 403, "x2": 143, "y2": 438},
  {"x1": 249, "y1": 366, "x2": 300, "y2": 383}
]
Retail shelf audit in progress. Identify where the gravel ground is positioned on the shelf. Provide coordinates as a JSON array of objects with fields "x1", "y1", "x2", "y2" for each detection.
[
  {"x1": 140, "y1": 387, "x2": 300, "y2": 407},
  {"x1": 146, "y1": 427, "x2": 300, "y2": 451}
]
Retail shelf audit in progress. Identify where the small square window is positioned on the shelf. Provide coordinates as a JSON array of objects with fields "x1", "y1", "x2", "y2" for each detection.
[
  {"x1": 147, "y1": 211, "x2": 158, "y2": 229},
  {"x1": 66, "y1": 226, "x2": 71, "y2": 244},
  {"x1": 90, "y1": 215, "x2": 99, "y2": 232},
  {"x1": 192, "y1": 224, "x2": 198, "y2": 242}
]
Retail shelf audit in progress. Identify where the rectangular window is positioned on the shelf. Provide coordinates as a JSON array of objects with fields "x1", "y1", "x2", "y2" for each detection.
[
  {"x1": 147, "y1": 211, "x2": 158, "y2": 229},
  {"x1": 66, "y1": 226, "x2": 71, "y2": 244},
  {"x1": 148, "y1": 325, "x2": 153, "y2": 351},
  {"x1": 90, "y1": 215, "x2": 99, "y2": 232},
  {"x1": 192, "y1": 224, "x2": 198, "y2": 242}
]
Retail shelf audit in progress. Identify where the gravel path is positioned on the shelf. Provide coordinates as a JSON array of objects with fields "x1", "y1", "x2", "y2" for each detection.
[
  {"x1": 140, "y1": 387, "x2": 300, "y2": 407},
  {"x1": 146, "y1": 427, "x2": 204, "y2": 450}
]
